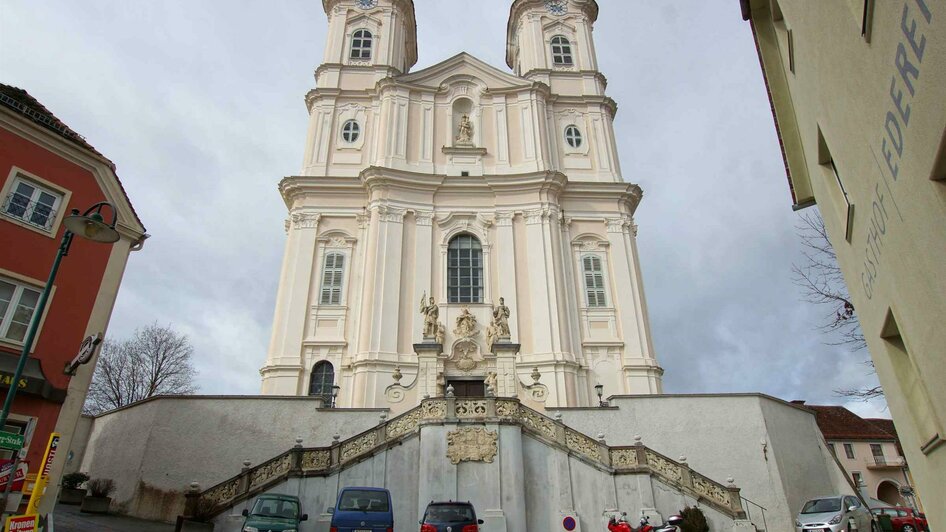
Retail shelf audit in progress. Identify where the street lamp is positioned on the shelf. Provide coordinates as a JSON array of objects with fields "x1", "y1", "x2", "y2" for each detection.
[
  {"x1": 594, "y1": 383, "x2": 607, "y2": 407},
  {"x1": 331, "y1": 385, "x2": 341, "y2": 408},
  {"x1": 0, "y1": 203, "x2": 120, "y2": 431}
]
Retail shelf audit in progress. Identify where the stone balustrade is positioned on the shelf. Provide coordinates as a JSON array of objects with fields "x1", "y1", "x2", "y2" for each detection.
[{"x1": 185, "y1": 397, "x2": 746, "y2": 521}]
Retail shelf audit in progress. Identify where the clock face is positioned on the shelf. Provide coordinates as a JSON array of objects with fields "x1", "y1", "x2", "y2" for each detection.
[
  {"x1": 357, "y1": 0, "x2": 377, "y2": 9},
  {"x1": 545, "y1": 0, "x2": 567, "y2": 15}
]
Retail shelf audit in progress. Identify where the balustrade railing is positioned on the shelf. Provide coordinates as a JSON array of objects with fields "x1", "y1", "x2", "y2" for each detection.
[{"x1": 185, "y1": 397, "x2": 746, "y2": 521}]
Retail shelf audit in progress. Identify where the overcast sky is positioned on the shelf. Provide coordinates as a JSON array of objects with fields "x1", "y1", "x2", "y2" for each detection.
[{"x1": 1, "y1": 1, "x2": 887, "y2": 418}]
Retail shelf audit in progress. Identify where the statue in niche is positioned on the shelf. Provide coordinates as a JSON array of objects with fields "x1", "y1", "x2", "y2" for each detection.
[
  {"x1": 419, "y1": 292, "x2": 439, "y2": 340},
  {"x1": 454, "y1": 307, "x2": 478, "y2": 338},
  {"x1": 455, "y1": 114, "x2": 473, "y2": 144},
  {"x1": 491, "y1": 297, "x2": 511, "y2": 339}
]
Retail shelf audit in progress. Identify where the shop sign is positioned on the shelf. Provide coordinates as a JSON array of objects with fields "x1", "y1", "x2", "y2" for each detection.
[
  {"x1": 0, "y1": 460, "x2": 28, "y2": 491},
  {"x1": 4, "y1": 514, "x2": 36, "y2": 532},
  {"x1": 64, "y1": 333, "x2": 103, "y2": 375},
  {"x1": 0, "y1": 431, "x2": 23, "y2": 451}
]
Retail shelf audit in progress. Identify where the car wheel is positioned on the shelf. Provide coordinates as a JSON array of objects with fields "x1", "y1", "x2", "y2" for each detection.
[{"x1": 903, "y1": 526, "x2": 915, "y2": 532}]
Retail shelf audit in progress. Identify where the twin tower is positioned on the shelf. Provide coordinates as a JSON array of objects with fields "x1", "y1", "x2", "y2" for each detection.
[{"x1": 260, "y1": 0, "x2": 665, "y2": 412}]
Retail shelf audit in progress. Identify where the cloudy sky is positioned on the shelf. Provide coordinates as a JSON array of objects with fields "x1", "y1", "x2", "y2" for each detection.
[{"x1": 1, "y1": 1, "x2": 886, "y2": 417}]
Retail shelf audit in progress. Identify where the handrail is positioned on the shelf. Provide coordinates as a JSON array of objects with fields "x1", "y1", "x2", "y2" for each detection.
[
  {"x1": 741, "y1": 496, "x2": 768, "y2": 531},
  {"x1": 183, "y1": 397, "x2": 746, "y2": 521}
]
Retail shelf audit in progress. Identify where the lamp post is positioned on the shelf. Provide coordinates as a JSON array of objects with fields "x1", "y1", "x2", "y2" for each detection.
[
  {"x1": 594, "y1": 383, "x2": 607, "y2": 407},
  {"x1": 330, "y1": 385, "x2": 341, "y2": 408},
  {"x1": 0, "y1": 203, "x2": 120, "y2": 432}
]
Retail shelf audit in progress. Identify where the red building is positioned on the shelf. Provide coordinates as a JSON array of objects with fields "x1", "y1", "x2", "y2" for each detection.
[{"x1": 0, "y1": 84, "x2": 146, "y2": 513}]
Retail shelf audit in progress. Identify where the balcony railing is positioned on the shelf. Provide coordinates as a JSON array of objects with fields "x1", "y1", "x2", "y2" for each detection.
[{"x1": 867, "y1": 455, "x2": 906, "y2": 469}]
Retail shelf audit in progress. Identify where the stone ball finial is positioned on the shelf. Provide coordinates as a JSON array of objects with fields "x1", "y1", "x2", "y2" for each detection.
[
  {"x1": 379, "y1": 412, "x2": 388, "y2": 424},
  {"x1": 679, "y1": 455, "x2": 687, "y2": 464},
  {"x1": 446, "y1": 384, "x2": 455, "y2": 397},
  {"x1": 553, "y1": 412, "x2": 563, "y2": 422},
  {"x1": 333, "y1": 433, "x2": 341, "y2": 443},
  {"x1": 189, "y1": 481, "x2": 200, "y2": 493},
  {"x1": 242, "y1": 460, "x2": 251, "y2": 469},
  {"x1": 392, "y1": 366, "x2": 402, "y2": 383},
  {"x1": 422, "y1": 393, "x2": 430, "y2": 400},
  {"x1": 633, "y1": 434, "x2": 642, "y2": 445},
  {"x1": 295, "y1": 437, "x2": 304, "y2": 448},
  {"x1": 727, "y1": 477, "x2": 736, "y2": 487},
  {"x1": 597, "y1": 433, "x2": 606, "y2": 443}
]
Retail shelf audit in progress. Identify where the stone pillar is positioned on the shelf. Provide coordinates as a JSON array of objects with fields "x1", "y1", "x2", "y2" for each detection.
[
  {"x1": 494, "y1": 212, "x2": 519, "y2": 340},
  {"x1": 414, "y1": 342, "x2": 443, "y2": 398},
  {"x1": 412, "y1": 210, "x2": 434, "y2": 344},
  {"x1": 491, "y1": 341, "x2": 520, "y2": 398}
]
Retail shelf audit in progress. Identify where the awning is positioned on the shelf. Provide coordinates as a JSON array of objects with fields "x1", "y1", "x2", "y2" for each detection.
[{"x1": 0, "y1": 353, "x2": 67, "y2": 403}]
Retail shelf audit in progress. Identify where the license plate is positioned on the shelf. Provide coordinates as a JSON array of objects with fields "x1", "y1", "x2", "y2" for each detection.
[{"x1": 354, "y1": 530, "x2": 371, "y2": 532}]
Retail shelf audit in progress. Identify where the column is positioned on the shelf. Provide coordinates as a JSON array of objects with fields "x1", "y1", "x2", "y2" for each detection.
[{"x1": 412, "y1": 211, "x2": 434, "y2": 344}]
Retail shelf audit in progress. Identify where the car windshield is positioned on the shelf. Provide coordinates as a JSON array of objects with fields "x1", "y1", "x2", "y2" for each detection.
[
  {"x1": 802, "y1": 498, "x2": 842, "y2": 514},
  {"x1": 425, "y1": 506, "x2": 475, "y2": 522},
  {"x1": 338, "y1": 490, "x2": 390, "y2": 512},
  {"x1": 251, "y1": 498, "x2": 299, "y2": 519}
]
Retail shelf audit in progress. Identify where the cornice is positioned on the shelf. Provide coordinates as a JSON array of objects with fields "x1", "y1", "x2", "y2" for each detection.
[{"x1": 279, "y1": 175, "x2": 366, "y2": 207}]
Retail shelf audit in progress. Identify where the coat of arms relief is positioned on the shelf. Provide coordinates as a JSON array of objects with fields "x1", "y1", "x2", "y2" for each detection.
[{"x1": 446, "y1": 426, "x2": 498, "y2": 465}]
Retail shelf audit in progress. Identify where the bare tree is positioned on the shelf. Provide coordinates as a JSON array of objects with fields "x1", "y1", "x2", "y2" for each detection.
[
  {"x1": 84, "y1": 323, "x2": 198, "y2": 415},
  {"x1": 791, "y1": 211, "x2": 881, "y2": 400}
]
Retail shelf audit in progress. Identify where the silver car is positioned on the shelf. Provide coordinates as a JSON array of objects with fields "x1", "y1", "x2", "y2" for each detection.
[{"x1": 796, "y1": 495, "x2": 877, "y2": 532}]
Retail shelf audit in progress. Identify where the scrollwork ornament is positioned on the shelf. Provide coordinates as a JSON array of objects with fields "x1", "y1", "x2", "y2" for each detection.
[{"x1": 446, "y1": 427, "x2": 498, "y2": 465}]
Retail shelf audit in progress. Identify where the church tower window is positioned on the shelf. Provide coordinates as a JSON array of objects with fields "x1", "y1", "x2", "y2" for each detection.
[
  {"x1": 350, "y1": 29, "x2": 373, "y2": 60},
  {"x1": 447, "y1": 234, "x2": 483, "y2": 303},
  {"x1": 581, "y1": 254, "x2": 607, "y2": 307},
  {"x1": 341, "y1": 120, "x2": 360, "y2": 143},
  {"x1": 320, "y1": 252, "x2": 345, "y2": 305},
  {"x1": 550, "y1": 36, "x2": 573, "y2": 66},
  {"x1": 564, "y1": 125, "x2": 582, "y2": 148},
  {"x1": 308, "y1": 361, "x2": 335, "y2": 403}
]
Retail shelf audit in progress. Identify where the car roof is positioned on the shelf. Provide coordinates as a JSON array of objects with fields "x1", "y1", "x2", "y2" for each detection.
[
  {"x1": 257, "y1": 493, "x2": 300, "y2": 501},
  {"x1": 341, "y1": 487, "x2": 389, "y2": 492},
  {"x1": 427, "y1": 501, "x2": 474, "y2": 506}
]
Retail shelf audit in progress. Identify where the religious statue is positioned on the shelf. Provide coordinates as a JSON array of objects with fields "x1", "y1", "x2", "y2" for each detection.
[
  {"x1": 455, "y1": 114, "x2": 473, "y2": 144},
  {"x1": 485, "y1": 323, "x2": 497, "y2": 349},
  {"x1": 454, "y1": 307, "x2": 478, "y2": 338},
  {"x1": 484, "y1": 371, "x2": 498, "y2": 396},
  {"x1": 435, "y1": 322, "x2": 446, "y2": 344},
  {"x1": 419, "y1": 293, "x2": 439, "y2": 339},
  {"x1": 491, "y1": 297, "x2": 511, "y2": 339}
]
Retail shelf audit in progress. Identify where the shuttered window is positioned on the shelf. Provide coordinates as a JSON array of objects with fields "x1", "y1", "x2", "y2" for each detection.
[
  {"x1": 320, "y1": 253, "x2": 345, "y2": 305},
  {"x1": 582, "y1": 255, "x2": 607, "y2": 307}
]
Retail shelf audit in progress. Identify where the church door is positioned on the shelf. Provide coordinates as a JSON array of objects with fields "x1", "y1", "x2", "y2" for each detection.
[{"x1": 447, "y1": 379, "x2": 485, "y2": 397}]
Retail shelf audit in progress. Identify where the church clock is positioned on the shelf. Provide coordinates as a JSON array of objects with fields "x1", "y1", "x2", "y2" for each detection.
[
  {"x1": 357, "y1": 0, "x2": 377, "y2": 9},
  {"x1": 544, "y1": 0, "x2": 567, "y2": 15}
]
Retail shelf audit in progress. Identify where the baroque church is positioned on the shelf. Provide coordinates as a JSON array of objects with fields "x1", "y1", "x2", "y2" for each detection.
[
  {"x1": 71, "y1": 2, "x2": 859, "y2": 531},
  {"x1": 260, "y1": 0, "x2": 664, "y2": 413}
]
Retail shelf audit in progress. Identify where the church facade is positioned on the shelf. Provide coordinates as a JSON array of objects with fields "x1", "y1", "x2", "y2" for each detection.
[{"x1": 261, "y1": 0, "x2": 664, "y2": 412}]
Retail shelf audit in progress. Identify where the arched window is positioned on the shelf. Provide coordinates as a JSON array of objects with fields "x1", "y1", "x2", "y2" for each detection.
[
  {"x1": 447, "y1": 234, "x2": 483, "y2": 303},
  {"x1": 320, "y1": 252, "x2": 345, "y2": 305},
  {"x1": 350, "y1": 29, "x2": 372, "y2": 60},
  {"x1": 341, "y1": 120, "x2": 360, "y2": 143},
  {"x1": 564, "y1": 125, "x2": 582, "y2": 148},
  {"x1": 309, "y1": 361, "x2": 335, "y2": 404},
  {"x1": 581, "y1": 255, "x2": 607, "y2": 307},
  {"x1": 550, "y1": 36, "x2": 573, "y2": 66}
]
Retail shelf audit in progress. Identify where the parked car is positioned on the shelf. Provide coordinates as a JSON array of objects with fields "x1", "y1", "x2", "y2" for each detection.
[
  {"x1": 328, "y1": 486, "x2": 394, "y2": 532},
  {"x1": 241, "y1": 493, "x2": 308, "y2": 532},
  {"x1": 796, "y1": 495, "x2": 877, "y2": 532},
  {"x1": 419, "y1": 501, "x2": 484, "y2": 532},
  {"x1": 871, "y1": 507, "x2": 929, "y2": 532}
]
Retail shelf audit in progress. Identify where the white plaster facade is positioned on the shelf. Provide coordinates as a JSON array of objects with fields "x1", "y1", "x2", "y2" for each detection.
[{"x1": 261, "y1": 0, "x2": 664, "y2": 410}]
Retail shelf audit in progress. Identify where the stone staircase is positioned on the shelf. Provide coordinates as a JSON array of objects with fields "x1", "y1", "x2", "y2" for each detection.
[{"x1": 183, "y1": 397, "x2": 750, "y2": 526}]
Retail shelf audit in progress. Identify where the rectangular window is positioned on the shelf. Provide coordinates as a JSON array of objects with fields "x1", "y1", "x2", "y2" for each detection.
[
  {"x1": 319, "y1": 253, "x2": 345, "y2": 305},
  {"x1": 844, "y1": 443, "x2": 856, "y2": 459},
  {"x1": 0, "y1": 277, "x2": 42, "y2": 343},
  {"x1": 2, "y1": 176, "x2": 63, "y2": 232},
  {"x1": 851, "y1": 471, "x2": 863, "y2": 486},
  {"x1": 581, "y1": 255, "x2": 607, "y2": 307},
  {"x1": 787, "y1": 29, "x2": 795, "y2": 73},
  {"x1": 827, "y1": 443, "x2": 836, "y2": 456},
  {"x1": 870, "y1": 443, "x2": 885, "y2": 464},
  {"x1": 817, "y1": 128, "x2": 855, "y2": 242}
]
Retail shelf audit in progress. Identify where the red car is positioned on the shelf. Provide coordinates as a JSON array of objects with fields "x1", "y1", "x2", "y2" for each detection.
[{"x1": 871, "y1": 507, "x2": 928, "y2": 532}]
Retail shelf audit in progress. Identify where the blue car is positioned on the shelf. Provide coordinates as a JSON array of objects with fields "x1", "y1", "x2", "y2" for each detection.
[{"x1": 329, "y1": 487, "x2": 393, "y2": 532}]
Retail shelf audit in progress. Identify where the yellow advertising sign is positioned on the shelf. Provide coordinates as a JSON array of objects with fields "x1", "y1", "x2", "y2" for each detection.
[{"x1": 24, "y1": 432, "x2": 58, "y2": 516}]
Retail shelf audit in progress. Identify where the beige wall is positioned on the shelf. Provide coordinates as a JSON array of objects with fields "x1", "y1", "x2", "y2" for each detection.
[
  {"x1": 828, "y1": 439, "x2": 913, "y2": 507},
  {"x1": 745, "y1": 0, "x2": 946, "y2": 527}
]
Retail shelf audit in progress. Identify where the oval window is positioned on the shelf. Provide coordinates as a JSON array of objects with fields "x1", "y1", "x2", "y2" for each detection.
[
  {"x1": 564, "y1": 125, "x2": 582, "y2": 148},
  {"x1": 342, "y1": 120, "x2": 360, "y2": 143}
]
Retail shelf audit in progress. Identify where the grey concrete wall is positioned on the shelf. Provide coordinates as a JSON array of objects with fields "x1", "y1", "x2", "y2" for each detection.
[
  {"x1": 549, "y1": 393, "x2": 854, "y2": 532},
  {"x1": 78, "y1": 396, "x2": 385, "y2": 521}
]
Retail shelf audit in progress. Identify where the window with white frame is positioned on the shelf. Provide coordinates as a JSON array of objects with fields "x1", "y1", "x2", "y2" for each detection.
[
  {"x1": 341, "y1": 120, "x2": 360, "y2": 143},
  {"x1": 564, "y1": 125, "x2": 582, "y2": 148},
  {"x1": 2, "y1": 176, "x2": 63, "y2": 232},
  {"x1": 581, "y1": 255, "x2": 607, "y2": 307},
  {"x1": 0, "y1": 277, "x2": 42, "y2": 343},
  {"x1": 550, "y1": 35, "x2": 573, "y2": 66},
  {"x1": 320, "y1": 253, "x2": 345, "y2": 305},
  {"x1": 447, "y1": 234, "x2": 483, "y2": 303},
  {"x1": 350, "y1": 29, "x2": 372, "y2": 60}
]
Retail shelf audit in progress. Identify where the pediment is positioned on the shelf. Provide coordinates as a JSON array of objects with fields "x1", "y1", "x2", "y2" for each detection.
[{"x1": 397, "y1": 52, "x2": 531, "y2": 91}]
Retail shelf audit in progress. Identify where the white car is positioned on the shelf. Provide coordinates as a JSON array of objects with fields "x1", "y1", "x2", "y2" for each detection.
[{"x1": 796, "y1": 495, "x2": 877, "y2": 532}]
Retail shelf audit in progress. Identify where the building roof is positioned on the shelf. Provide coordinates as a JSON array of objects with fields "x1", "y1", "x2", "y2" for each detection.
[
  {"x1": 0, "y1": 83, "x2": 144, "y2": 231},
  {"x1": 806, "y1": 405, "x2": 896, "y2": 441}
]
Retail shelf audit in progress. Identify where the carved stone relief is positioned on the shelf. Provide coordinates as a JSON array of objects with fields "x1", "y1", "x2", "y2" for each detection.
[{"x1": 446, "y1": 427, "x2": 498, "y2": 465}]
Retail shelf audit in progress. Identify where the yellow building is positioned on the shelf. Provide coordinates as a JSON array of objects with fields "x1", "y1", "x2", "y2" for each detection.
[{"x1": 741, "y1": 0, "x2": 945, "y2": 527}]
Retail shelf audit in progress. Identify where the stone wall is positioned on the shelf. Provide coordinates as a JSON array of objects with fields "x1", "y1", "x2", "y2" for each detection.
[
  {"x1": 77, "y1": 396, "x2": 386, "y2": 522},
  {"x1": 550, "y1": 393, "x2": 855, "y2": 532}
]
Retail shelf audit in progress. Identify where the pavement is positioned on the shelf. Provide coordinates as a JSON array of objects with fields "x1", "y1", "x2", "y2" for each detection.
[{"x1": 53, "y1": 503, "x2": 175, "y2": 532}]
